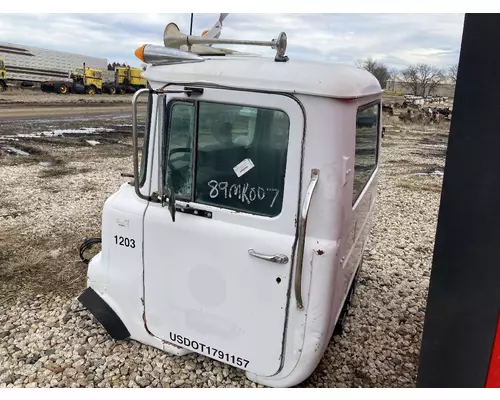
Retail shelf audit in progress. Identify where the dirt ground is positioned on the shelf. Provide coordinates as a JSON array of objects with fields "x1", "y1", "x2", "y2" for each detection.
[
  {"x1": 0, "y1": 90, "x2": 149, "y2": 304},
  {"x1": 0, "y1": 88, "x2": 136, "y2": 105},
  {"x1": 0, "y1": 89, "x2": 147, "y2": 120}
]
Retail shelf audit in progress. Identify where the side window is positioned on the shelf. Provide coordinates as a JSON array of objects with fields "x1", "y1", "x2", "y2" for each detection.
[
  {"x1": 353, "y1": 102, "x2": 379, "y2": 205},
  {"x1": 165, "y1": 102, "x2": 196, "y2": 199},
  {"x1": 164, "y1": 101, "x2": 290, "y2": 217}
]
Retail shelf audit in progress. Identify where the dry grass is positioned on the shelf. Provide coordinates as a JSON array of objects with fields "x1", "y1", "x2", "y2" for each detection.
[
  {"x1": 0, "y1": 226, "x2": 87, "y2": 305},
  {"x1": 38, "y1": 165, "x2": 92, "y2": 179},
  {"x1": 0, "y1": 143, "x2": 65, "y2": 168},
  {"x1": 383, "y1": 113, "x2": 451, "y2": 130},
  {"x1": 80, "y1": 180, "x2": 100, "y2": 193},
  {"x1": 397, "y1": 180, "x2": 443, "y2": 193}
]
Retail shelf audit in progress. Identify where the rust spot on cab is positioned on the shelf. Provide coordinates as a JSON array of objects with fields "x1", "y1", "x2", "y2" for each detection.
[
  {"x1": 142, "y1": 311, "x2": 155, "y2": 337},
  {"x1": 316, "y1": 249, "x2": 325, "y2": 255},
  {"x1": 141, "y1": 298, "x2": 155, "y2": 337}
]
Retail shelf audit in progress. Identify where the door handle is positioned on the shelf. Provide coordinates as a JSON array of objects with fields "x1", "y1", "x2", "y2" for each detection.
[
  {"x1": 248, "y1": 249, "x2": 289, "y2": 264},
  {"x1": 295, "y1": 168, "x2": 320, "y2": 310}
]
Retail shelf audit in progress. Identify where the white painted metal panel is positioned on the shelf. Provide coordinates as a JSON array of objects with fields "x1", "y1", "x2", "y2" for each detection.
[{"x1": 143, "y1": 57, "x2": 382, "y2": 99}]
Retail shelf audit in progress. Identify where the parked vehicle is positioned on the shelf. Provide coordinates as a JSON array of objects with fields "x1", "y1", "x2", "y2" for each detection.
[
  {"x1": 0, "y1": 57, "x2": 6, "y2": 92},
  {"x1": 102, "y1": 66, "x2": 147, "y2": 95},
  {"x1": 40, "y1": 64, "x2": 104, "y2": 95}
]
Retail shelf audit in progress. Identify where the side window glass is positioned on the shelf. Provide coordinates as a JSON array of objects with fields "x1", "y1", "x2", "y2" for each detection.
[
  {"x1": 195, "y1": 102, "x2": 290, "y2": 217},
  {"x1": 353, "y1": 103, "x2": 379, "y2": 205},
  {"x1": 165, "y1": 102, "x2": 195, "y2": 199}
]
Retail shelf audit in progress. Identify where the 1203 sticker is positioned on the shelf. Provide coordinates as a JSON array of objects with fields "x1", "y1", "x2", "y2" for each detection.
[{"x1": 114, "y1": 235, "x2": 135, "y2": 248}]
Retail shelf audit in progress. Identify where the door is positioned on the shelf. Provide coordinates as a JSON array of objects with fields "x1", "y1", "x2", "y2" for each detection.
[{"x1": 142, "y1": 87, "x2": 304, "y2": 377}]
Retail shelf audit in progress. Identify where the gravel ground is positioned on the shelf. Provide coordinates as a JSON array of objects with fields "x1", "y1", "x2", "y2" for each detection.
[{"x1": 0, "y1": 113, "x2": 448, "y2": 388}]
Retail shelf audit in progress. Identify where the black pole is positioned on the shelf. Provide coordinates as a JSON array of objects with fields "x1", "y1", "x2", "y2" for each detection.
[
  {"x1": 416, "y1": 13, "x2": 500, "y2": 388},
  {"x1": 189, "y1": 13, "x2": 194, "y2": 36}
]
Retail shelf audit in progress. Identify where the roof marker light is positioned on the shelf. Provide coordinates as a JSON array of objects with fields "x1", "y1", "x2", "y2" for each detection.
[
  {"x1": 134, "y1": 44, "x2": 205, "y2": 66},
  {"x1": 134, "y1": 45, "x2": 146, "y2": 62}
]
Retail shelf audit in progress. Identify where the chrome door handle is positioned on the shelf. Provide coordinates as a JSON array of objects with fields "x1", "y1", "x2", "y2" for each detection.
[
  {"x1": 248, "y1": 249, "x2": 289, "y2": 264},
  {"x1": 295, "y1": 168, "x2": 320, "y2": 310}
]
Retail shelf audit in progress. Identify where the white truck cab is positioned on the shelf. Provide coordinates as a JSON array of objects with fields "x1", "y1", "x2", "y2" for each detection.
[{"x1": 78, "y1": 24, "x2": 382, "y2": 388}]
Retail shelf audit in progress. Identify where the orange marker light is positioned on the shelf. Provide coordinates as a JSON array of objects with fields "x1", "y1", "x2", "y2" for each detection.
[
  {"x1": 134, "y1": 45, "x2": 147, "y2": 62},
  {"x1": 201, "y1": 29, "x2": 209, "y2": 36}
]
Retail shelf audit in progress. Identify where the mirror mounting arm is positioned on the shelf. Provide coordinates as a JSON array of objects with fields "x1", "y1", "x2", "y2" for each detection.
[
  {"x1": 132, "y1": 88, "x2": 153, "y2": 202},
  {"x1": 133, "y1": 87, "x2": 199, "y2": 220}
]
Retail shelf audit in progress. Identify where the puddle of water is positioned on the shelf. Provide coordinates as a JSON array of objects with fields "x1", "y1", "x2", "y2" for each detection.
[
  {"x1": 16, "y1": 127, "x2": 115, "y2": 138},
  {"x1": 0, "y1": 114, "x2": 131, "y2": 125},
  {"x1": 414, "y1": 170, "x2": 444, "y2": 177},
  {"x1": 1, "y1": 146, "x2": 31, "y2": 156}
]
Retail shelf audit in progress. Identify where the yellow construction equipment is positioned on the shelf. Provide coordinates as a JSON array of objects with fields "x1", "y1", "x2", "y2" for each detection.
[
  {"x1": 103, "y1": 66, "x2": 147, "y2": 95},
  {"x1": 0, "y1": 57, "x2": 6, "y2": 92},
  {"x1": 41, "y1": 63, "x2": 103, "y2": 95},
  {"x1": 71, "y1": 66, "x2": 103, "y2": 95}
]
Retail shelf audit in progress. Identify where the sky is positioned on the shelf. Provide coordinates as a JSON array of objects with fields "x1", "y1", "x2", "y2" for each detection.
[{"x1": 0, "y1": 13, "x2": 465, "y2": 72}]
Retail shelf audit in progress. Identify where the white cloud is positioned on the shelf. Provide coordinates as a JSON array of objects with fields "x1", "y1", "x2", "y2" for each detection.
[{"x1": 0, "y1": 13, "x2": 465, "y2": 70}]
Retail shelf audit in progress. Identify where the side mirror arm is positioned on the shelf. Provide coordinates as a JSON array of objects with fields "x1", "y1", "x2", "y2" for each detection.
[{"x1": 132, "y1": 88, "x2": 153, "y2": 201}]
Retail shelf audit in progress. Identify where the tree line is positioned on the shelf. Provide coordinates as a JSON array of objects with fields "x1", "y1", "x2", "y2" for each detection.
[
  {"x1": 107, "y1": 62, "x2": 129, "y2": 71},
  {"x1": 107, "y1": 62, "x2": 147, "y2": 71},
  {"x1": 357, "y1": 58, "x2": 459, "y2": 97}
]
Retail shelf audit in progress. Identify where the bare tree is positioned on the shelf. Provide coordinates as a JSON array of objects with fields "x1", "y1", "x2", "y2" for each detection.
[
  {"x1": 449, "y1": 63, "x2": 459, "y2": 83},
  {"x1": 400, "y1": 64, "x2": 445, "y2": 96},
  {"x1": 358, "y1": 58, "x2": 391, "y2": 89},
  {"x1": 387, "y1": 68, "x2": 399, "y2": 91}
]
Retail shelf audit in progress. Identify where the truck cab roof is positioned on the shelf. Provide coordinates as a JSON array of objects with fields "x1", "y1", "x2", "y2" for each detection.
[{"x1": 143, "y1": 56, "x2": 382, "y2": 99}]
